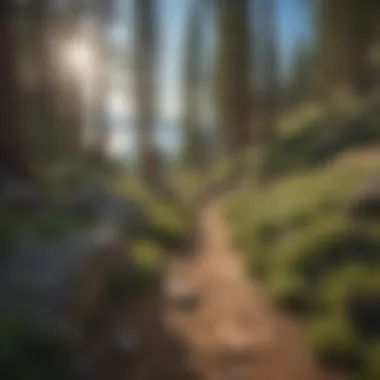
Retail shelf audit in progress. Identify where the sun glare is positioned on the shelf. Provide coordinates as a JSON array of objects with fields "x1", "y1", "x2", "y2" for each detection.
[{"x1": 63, "y1": 38, "x2": 96, "y2": 78}]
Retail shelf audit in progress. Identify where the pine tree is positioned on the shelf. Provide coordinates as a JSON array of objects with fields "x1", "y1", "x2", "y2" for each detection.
[
  {"x1": 0, "y1": 0, "x2": 36, "y2": 183},
  {"x1": 317, "y1": 0, "x2": 373, "y2": 96},
  {"x1": 181, "y1": 1, "x2": 206, "y2": 168},
  {"x1": 214, "y1": 0, "x2": 252, "y2": 154},
  {"x1": 134, "y1": 0, "x2": 161, "y2": 184},
  {"x1": 260, "y1": 0, "x2": 278, "y2": 142}
]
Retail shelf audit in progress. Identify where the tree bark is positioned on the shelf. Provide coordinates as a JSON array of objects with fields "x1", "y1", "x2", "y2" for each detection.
[
  {"x1": 214, "y1": 0, "x2": 252, "y2": 154},
  {"x1": 261, "y1": 0, "x2": 279, "y2": 143},
  {"x1": 134, "y1": 0, "x2": 159, "y2": 184},
  {"x1": 0, "y1": 0, "x2": 36, "y2": 184}
]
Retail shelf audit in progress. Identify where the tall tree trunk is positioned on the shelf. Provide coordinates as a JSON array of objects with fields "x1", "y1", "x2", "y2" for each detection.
[
  {"x1": 0, "y1": 0, "x2": 35, "y2": 183},
  {"x1": 318, "y1": 0, "x2": 372, "y2": 97},
  {"x1": 349, "y1": 3, "x2": 372, "y2": 95},
  {"x1": 261, "y1": 0, "x2": 278, "y2": 142},
  {"x1": 134, "y1": 0, "x2": 160, "y2": 184},
  {"x1": 181, "y1": 2, "x2": 205, "y2": 168},
  {"x1": 20, "y1": 0, "x2": 59, "y2": 162},
  {"x1": 214, "y1": 0, "x2": 252, "y2": 154},
  {"x1": 289, "y1": 42, "x2": 313, "y2": 106},
  {"x1": 90, "y1": 0, "x2": 113, "y2": 160}
]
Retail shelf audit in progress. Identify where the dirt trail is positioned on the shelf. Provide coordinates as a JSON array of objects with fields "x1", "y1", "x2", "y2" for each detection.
[
  {"x1": 163, "y1": 198, "x2": 329, "y2": 380},
  {"x1": 95, "y1": 198, "x2": 341, "y2": 380}
]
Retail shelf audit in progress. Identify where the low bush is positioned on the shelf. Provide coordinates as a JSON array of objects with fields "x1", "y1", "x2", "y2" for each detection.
[
  {"x1": 114, "y1": 175, "x2": 192, "y2": 251},
  {"x1": 319, "y1": 266, "x2": 374, "y2": 312},
  {"x1": 307, "y1": 315, "x2": 363, "y2": 372},
  {"x1": 360, "y1": 343, "x2": 380, "y2": 380},
  {"x1": 266, "y1": 270, "x2": 314, "y2": 316},
  {"x1": 226, "y1": 156, "x2": 380, "y2": 376},
  {"x1": 0, "y1": 311, "x2": 71, "y2": 380},
  {"x1": 260, "y1": 100, "x2": 380, "y2": 180},
  {"x1": 129, "y1": 240, "x2": 165, "y2": 286}
]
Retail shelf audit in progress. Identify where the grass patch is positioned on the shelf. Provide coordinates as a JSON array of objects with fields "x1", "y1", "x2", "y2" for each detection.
[
  {"x1": 266, "y1": 270, "x2": 314, "y2": 316},
  {"x1": 260, "y1": 98, "x2": 380, "y2": 180},
  {"x1": 307, "y1": 314, "x2": 363, "y2": 372},
  {"x1": 129, "y1": 240, "x2": 164, "y2": 286},
  {"x1": 113, "y1": 175, "x2": 192, "y2": 250},
  {"x1": 226, "y1": 156, "x2": 380, "y2": 375}
]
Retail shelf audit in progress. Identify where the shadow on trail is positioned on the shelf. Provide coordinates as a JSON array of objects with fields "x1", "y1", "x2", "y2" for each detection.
[{"x1": 90, "y1": 288, "x2": 201, "y2": 380}]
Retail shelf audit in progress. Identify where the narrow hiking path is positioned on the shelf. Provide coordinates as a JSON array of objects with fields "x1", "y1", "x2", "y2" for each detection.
[
  {"x1": 164, "y1": 197, "x2": 332, "y2": 380},
  {"x1": 95, "y1": 197, "x2": 342, "y2": 380}
]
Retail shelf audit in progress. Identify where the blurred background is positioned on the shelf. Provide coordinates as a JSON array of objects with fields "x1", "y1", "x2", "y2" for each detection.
[{"x1": 1, "y1": 0, "x2": 380, "y2": 379}]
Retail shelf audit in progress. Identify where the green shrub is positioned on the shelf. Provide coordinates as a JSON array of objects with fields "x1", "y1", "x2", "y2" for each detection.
[
  {"x1": 227, "y1": 161, "x2": 380, "y2": 287},
  {"x1": 320, "y1": 265, "x2": 380, "y2": 300},
  {"x1": 104, "y1": 241, "x2": 165, "y2": 304},
  {"x1": 0, "y1": 203, "x2": 86, "y2": 249},
  {"x1": 266, "y1": 271, "x2": 314, "y2": 316},
  {"x1": 145, "y1": 199, "x2": 190, "y2": 250},
  {"x1": 340, "y1": 269, "x2": 380, "y2": 339},
  {"x1": 130, "y1": 240, "x2": 164, "y2": 286},
  {"x1": 224, "y1": 98, "x2": 380, "y2": 378},
  {"x1": 34, "y1": 213, "x2": 84, "y2": 239},
  {"x1": 0, "y1": 311, "x2": 70, "y2": 380},
  {"x1": 358, "y1": 221, "x2": 380, "y2": 249},
  {"x1": 114, "y1": 175, "x2": 192, "y2": 250},
  {"x1": 269, "y1": 211, "x2": 380, "y2": 288},
  {"x1": 307, "y1": 315, "x2": 363, "y2": 372},
  {"x1": 260, "y1": 102, "x2": 380, "y2": 179},
  {"x1": 360, "y1": 343, "x2": 380, "y2": 380}
]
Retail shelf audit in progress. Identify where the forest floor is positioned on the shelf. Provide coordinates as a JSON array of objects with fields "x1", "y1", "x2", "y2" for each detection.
[{"x1": 93, "y1": 197, "x2": 345, "y2": 380}]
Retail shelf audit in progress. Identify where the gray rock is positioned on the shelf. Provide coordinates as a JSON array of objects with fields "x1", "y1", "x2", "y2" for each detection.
[
  {"x1": 71, "y1": 183, "x2": 144, "y2": 234},
  {"x1": 111, "y1": 329, "x2": 140, "y2": 357},
  {"x1": 0, "y1": 178, "x2": 44, "y2": 211},
  {"x1": 0, "y1": 180, "x2": 145, "y2": 354},
  {"x1": 0, "y1": 227, "x2": 122, "y2": 344},
  {"x1": 165, "y1": 284, "x2": 201, "y2": 312}
]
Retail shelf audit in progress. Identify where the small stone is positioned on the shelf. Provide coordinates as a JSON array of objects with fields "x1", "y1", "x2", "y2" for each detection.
[
  {"x1": 166, "y1": 284, "x2": 201, "y2": 312},
  {"x1": 111, "y1": 329, "x2": 140, "y2": 357}
]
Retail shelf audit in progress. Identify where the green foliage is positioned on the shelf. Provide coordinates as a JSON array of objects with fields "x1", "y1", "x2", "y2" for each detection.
[
  {"x1": 228, "y1": 162, "x2": 379, "y2": 277},
  {"x1": 320, "y1": 264, "x2": 379, "y2": 299},
  {"x1": 130, "y1": 240, "x2": 164, "y2": 285},
  {"x1": 0, "y1": 204, "x2": 86, "y2": 254},
  {"x1": 143, "y1": 196, "x2": 190, "y2": 250},
  {"x1": 43, "y1": 159, "x2": 109, "y2": 196},
  {"x1": 0, "y1": 311, "x2": 70, "y2": 380},
  {"x1": 226, "y1": 152, "x2": 380, "y2": 375},
  {"x1": 102, "y1": 240, "x2": 164, "y2": 306},
  {"x1": 360, "y1": 343, "x2": 380, "y2": 380},
  {"x1": 266, "y1": 270, "x2": 314, "y2": 316},
  {"x1": 114, "y1": 175, "x2": 192, "y2": 250},
  {"x1": 307, "y1": 315, "x2": 363, "y2": 372},
  {"x1": 108, "y1": 174, "x2": 193, "y2": 302},
  {"x1": 260, "y1": 101, "x2": 380, "y2": 180}
]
